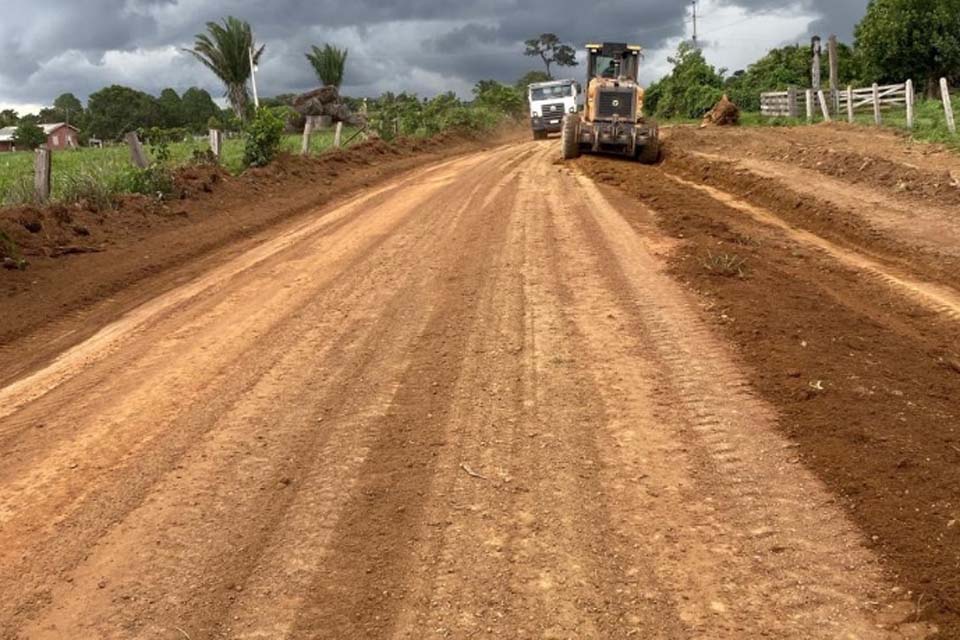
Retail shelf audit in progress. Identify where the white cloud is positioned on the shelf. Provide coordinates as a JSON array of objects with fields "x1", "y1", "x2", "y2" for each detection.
[{"x1": 640, "y1": 1, "x2": 819, "y2": 84}]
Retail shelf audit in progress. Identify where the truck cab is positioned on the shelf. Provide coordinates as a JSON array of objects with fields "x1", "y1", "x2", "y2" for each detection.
[{"x1": 528, "y1": 79, "x2": 580, "y2": 140}]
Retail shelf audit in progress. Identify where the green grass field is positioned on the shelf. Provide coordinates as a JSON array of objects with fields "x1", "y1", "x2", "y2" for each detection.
[{"x1": 0, "y1": 128, "x2": 358, "y2": 206}]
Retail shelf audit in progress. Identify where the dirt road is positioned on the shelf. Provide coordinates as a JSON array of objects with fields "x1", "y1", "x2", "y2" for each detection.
[{"x1": 0, "y1": 133, "x2": 952, "y2": 638}]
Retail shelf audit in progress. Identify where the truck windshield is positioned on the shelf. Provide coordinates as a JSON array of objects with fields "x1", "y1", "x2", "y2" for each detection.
[{"x1": 530, "y1": 85, "x2": 573, "y2": 101}]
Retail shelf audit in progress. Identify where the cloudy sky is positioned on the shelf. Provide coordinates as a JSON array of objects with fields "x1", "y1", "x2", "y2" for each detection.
[{"x1": 0, "y1": 0, "x2": 869, "y2": 113}]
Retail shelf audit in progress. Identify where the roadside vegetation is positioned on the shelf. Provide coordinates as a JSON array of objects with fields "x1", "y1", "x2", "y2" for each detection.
[
  {"x1": 645, "y1": 0, "x2": 960, "y2": 150},
  {"x1": 0, "y1": 12, "x2": 524, "y2": 209}
]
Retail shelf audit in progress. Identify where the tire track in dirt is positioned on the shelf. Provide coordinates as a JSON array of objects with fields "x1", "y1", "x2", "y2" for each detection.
[
  {"x1": 281, "y1": 154, "x2": 523, "y2": 639},
  {"x1": 0, "y1": 136, "x2": 947, "y2": 639},
  {"x1": 0, "y1": 150, "x2": 499, "y2": 423},
  {"x1": 556, "y1": 159, "x2": 932, "y2": 638},
  {"x1": 663, "y1": 172, "x2": 960, "y2": 323},
  {"x1": 687, "y1": 150, "x2": 960, "y2": 257},
  {"x1": 0, "y1": 146, "x2": 535, "y2": 639},
  {"x1": 219, "y1": 155, "x2": 536, "y2": 640},
  {"x1": 380, "y1": 145, "x2": 687, "y2": 639}
]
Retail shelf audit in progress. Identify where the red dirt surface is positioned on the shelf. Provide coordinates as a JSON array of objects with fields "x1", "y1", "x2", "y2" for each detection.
[
  {"x1": 0, "y1": 130, "x2": 515, "y2": 383},
  {"x1": 1, "y1": 124, "x2": 956, "y2": 639},
  {"x1": 578, "y1": 123, "x2": 960, "y2": 637}
]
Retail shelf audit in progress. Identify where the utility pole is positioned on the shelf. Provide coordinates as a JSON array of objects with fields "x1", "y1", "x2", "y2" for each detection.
[
  {"x1": 691, "y1": 0, "x2": 699, "y2": 49},
  {"x1": 811, "y1": 35, "x2": 822, "y2": 91},
  {"x1": 249, "y1": 44, "x2": 260, "y2": 109}
]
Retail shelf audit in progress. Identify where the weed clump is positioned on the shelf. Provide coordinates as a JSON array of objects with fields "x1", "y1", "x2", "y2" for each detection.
[{"x1": 701, "y1": 251, "x2": 747, "y2": 277}]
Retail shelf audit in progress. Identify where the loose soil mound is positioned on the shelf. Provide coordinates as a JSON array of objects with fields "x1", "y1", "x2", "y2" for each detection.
[{"x1": 701, "y1": 94, "x2": 740, "y2": 127}]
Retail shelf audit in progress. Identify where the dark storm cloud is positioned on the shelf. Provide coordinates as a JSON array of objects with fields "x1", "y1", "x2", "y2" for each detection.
[{"x1": 0, "y1": 0, "x2": 869, "y2": 109}]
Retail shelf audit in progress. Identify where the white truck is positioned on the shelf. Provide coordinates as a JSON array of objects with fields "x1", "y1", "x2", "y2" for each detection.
[{"x1": 528, "y1": 79, "x2": 581, "y2": 140}]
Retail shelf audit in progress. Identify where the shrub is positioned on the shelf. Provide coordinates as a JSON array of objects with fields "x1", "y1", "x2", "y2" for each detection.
[
  {"x1": 242, "y1": 107, "x2": 286, "y2": 167},
  {"x1": 13, "y1": 123, "x2": 47, "y2": 150},
  {"x1": 125, "y1": 163, "x2": 175, "y2": 199}
]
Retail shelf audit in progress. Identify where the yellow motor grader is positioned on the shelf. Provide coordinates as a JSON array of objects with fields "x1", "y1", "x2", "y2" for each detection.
[{"x1": 561, "y1": 42, "x2": 661, "y2": 163}]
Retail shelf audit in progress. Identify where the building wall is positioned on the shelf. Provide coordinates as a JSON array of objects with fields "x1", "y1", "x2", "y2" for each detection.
[
  {"x1": 46, "y1": 126, "x2": 78, "y2": 150},
  {"x1": 0, "y1": 141, "x2": 13, "y2": 152}
]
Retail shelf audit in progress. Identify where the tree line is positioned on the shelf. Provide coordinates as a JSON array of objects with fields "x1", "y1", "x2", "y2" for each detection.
[
  {"x1": 648, "y1": 0, "x2": 960, "y2": 119},
  {"x1": 0, "y1": 86, "x2": 228, "y2": 144}
]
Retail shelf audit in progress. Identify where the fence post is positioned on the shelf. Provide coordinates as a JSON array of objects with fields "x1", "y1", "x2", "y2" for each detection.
[
  {"x1": 847, "y1": 86, "x2": 854, "y2": 123},
  {"x1": 941, "y1": 78, "x2": 956, "y2": 134},
  {"x1": 334, "y1": 121, "x2": 343, "y2": 148},
  {"x1": 125, "y1": 132, "x2": 149, "y2": 169},
  {"x1": 805, "y1": 89, "x2": 814, "y2": 123},
  {"x1": 788, "y1": 86, "x2": 798, "y2": 118},
  {"x1": 34, "y1": 145, "x2": 51, "y2": 203},
  {"x1": 811, "y1": 36, "x2": 822, "y2": 91},
  {"x1": 817, "y1": 90, "x2": 832, "y2": 122},
  {"x1": 828, "y1": 34, "x2": 839, "y2": 114},
  {"x1": 209, "y1": 128, "x2": 222, "y2": 160},
  {"x1": 905, "y1": 80, "x2": 915, "y2": 130},
  {"x1": 301, "y1": 116, "x2": 317, "y2": 155},
  {"x1": 872, "y1": 83, "x2": 882, "y2": 125}
]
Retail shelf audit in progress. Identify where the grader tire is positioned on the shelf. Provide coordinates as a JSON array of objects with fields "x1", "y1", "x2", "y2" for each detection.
[
  {"x1": 561, "y1": 115, "x2": 581, "y2": 160},
  {"x1": 638, "y1": 136, "x2": 662, "y2": 164}
]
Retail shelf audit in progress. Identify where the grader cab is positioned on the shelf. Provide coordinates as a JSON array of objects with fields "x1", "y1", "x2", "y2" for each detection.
[{"x1": 561, "y1": 42, "x2": 661, "y2": 163}]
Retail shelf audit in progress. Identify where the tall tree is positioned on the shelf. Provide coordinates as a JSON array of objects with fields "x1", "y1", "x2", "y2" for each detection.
[
  {"x1": 855, "y1": 0, "x2": 960, "y2": 94},
  {"x1": 723, "y1": 43, "x2": 862, "y2": 111},
  {"x1": 185, "y1": 16, "x2": 264, "y2": 122},
  {"x1": 53, "y1": 93, "x2": 84, "y2": 125},
  {"x1": 305, "y1": 44, "x2": 349, "y2": 87},
  {"x1": 86, "y1": 85, "x2": 161, "y2": 140},
  {"x1": 181, "y1": 87, "x2": 222, "y2": 133},
  {"x1": 157, "y1": 88, "x2": 184, "y2": 127},
  {"x1": 524, "y1": 34, "x2": 578, "y2": 79},
  {"x1": 645, "y1": 42, "x2": 724, "y2": 119},
  {"x1": 37, "y1": 107, "x2": 61, "y2": 124},
  {"x1": 0, "y1": 109, "x2": 18, "y2": 128}
]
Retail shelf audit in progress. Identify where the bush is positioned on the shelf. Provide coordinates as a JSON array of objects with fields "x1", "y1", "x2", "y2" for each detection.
[
  {"x1": 242, "y1": 107, "x2": 286, "y2": 167},
  {"x1": 13, "y1": 123, "x2": 47, "y2": 150},
  {"x1": 651, "y1": 42, "x2": 726, "y2": 120},
  {"x1": 142, "y1": 126, "x2": 189, "y2": 144}
]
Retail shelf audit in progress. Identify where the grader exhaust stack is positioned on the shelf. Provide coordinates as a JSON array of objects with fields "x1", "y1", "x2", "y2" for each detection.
[{"x1": 561, "y1": 42, "x2": 661, "y2": 163}]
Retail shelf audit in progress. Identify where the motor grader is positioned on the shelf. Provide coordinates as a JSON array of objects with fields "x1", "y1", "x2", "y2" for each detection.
[{"x1": 561, "y1": 42, "x2": 660, "y2": 163}]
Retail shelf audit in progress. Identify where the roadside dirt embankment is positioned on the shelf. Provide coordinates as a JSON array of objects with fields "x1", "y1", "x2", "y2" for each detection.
[{"x1": 0, "y1": 128, "x2": 521, "y2": 384}]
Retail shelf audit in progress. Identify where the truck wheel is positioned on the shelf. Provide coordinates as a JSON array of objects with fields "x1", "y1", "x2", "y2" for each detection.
[
  {"x1": 638, "y1": 137, "x2": 662, "y2": 164},
  {"x1": 561, "y1": 115, "x2": 580, "y2": 160},
  {"x1": 533, "y1": 129, "x2": 548, "y2": 140}
]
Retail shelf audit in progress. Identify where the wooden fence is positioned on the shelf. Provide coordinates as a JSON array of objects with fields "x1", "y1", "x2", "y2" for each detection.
[
  {"x1": 761, "y1": 82, "x2": 911, "y2": 119},
  {"x1": 760, "y1": 78, "x2": 957, "y2": 134},
  {"x1": 760, "y1": 88, "x2": 804, "y2": 118}
]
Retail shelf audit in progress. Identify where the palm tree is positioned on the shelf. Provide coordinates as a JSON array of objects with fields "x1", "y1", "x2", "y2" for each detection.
[
  {"x1": 185, "y1": 16, "x2": 264, "y2": 122},
  {"x1": 306, "y1": 44, "x2": 349, "y2": 88}
]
